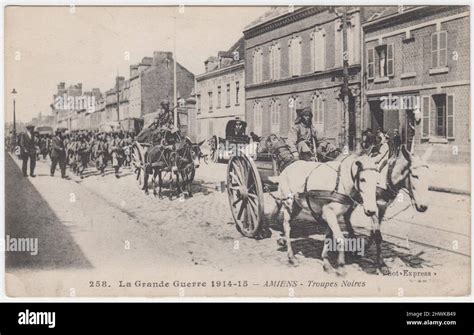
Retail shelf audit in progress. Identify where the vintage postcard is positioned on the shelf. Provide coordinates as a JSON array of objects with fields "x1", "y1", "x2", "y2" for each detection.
[{"x1": 3, "y1": 5, "x2": 471, "y2": 298}]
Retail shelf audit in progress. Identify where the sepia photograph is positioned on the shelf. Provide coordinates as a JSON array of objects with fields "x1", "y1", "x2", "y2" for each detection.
[{"x1": 3, "y1": 4, "x2": 471, "y2": 297}]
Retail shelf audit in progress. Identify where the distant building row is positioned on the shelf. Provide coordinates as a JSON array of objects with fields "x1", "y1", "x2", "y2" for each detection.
[{"x1": 50, "y1": 51, "x2": 195, "y2": 134}]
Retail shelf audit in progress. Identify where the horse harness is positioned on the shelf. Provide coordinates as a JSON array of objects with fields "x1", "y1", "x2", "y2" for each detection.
[{"x1": 302, "y1": 155, "x2": 377, "y2": 212}]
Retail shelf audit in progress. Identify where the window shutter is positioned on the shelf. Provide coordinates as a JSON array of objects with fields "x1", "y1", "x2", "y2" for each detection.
[
  {"x1": 447, "y1": 94, "x2": 455, "y2": 139},
  {"x1": 387, "y1": 44, "x2": 394, "y2": 76},
  {"x1": 319, "y1": 98, "x2": 325, "y2": 124},
  {"x1": 367, "y1": 48, "x2": 375, "y2": 79},
  {"x1": 421, "y1": 96, "x2": 431, "y2": 139},
  {"x1": 431, "y1": 33, "x2": 438, "y2": 68},
  {"x1": 314, "y1": 32, "x2": 326, "y2": 72},
  {"x1": 439, "y1": 31, "x2": 448, "y2": 67},
  {"x1": 295, "y1": 38, "x2": 302, "y2": 76}
]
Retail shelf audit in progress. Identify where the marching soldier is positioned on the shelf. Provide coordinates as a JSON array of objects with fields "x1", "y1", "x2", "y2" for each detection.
[
  {"x1": 109, "y1": 132, "x2": 124, "y2": 178},
  {"x1": 95, "y1": 134, "x2": 108, "y2": 177},
  {"x1": 19, "y1": 125, "x2": 37, "y2": 177},
  {"x1": 77, "y1": 135, "x2": 90, "y2": 178},
  {"x1": 50, "y1": 129, "x2": 67, "y2": 178}
]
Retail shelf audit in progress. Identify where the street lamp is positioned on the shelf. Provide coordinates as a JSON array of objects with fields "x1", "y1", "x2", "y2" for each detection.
[{"x1": 11, "y1": 88, "x2": 17, "y2": 148}]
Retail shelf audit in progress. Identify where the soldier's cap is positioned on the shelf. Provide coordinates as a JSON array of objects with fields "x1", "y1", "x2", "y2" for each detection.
[
  {"x1": 55, "y1": 129, "x2": 62, "y2": 134},
  {"x1": 295, "y1": 107, "x2": 312, "y2": 120},
  {"x1": 26, "y1": 125, "x2": 35, "y2": 130}
]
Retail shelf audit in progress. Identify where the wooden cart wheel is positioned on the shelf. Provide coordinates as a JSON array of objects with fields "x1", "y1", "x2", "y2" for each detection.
[
  {"x1": 227, "y1": 152, "x2": 264, "y2": 238},
  {"x1": 132, "y1": 143, "x2": 146, "y2": 189}
]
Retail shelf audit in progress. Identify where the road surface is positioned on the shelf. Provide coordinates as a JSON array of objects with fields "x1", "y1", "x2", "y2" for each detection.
[{"x1": 5, "y1": 154, "x2": 470, "y2": 297}]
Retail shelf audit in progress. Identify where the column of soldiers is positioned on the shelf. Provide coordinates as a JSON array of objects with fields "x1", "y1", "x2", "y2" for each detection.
[{"x1": 17, "y1": 125, "x2": 135, "y2": 180}]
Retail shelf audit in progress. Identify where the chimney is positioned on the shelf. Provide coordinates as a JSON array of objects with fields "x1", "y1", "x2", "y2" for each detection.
[
  {"x1": 115, "y1": 76, "x2": 125, "y2": 90},
  {"x1": 153, "y1": 51, "x2": 173, "y2": 66},
  {"x1": 130, "y1": 64, "x2": 139, "y2": 77},
  {"x1": 204, "y1": 57, "x2": 218, "y2": 72}
]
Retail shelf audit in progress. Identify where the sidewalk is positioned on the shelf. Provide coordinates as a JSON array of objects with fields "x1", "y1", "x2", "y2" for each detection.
[
  {"x1": 429, "y1": 163, "x2": 470, "y2": 195},
  {"x1": 195, "y1": 161, "x2": 470, "y2": 195}
]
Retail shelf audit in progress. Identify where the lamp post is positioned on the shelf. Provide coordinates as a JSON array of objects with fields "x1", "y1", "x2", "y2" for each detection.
[{"x1": 11, "y1": 88, "x2": 17, "y2": 148}]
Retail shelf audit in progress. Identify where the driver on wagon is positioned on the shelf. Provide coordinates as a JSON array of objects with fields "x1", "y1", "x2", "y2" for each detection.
[
  {"x1": 233, "y1": 118, "x2": 245, "y2": 137},
  {"x1": 287, "y1": 106, "x2": 323, "y2": 161}
]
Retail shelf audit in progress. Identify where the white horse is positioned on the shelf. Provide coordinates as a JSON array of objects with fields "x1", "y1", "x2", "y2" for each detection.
[
  {"x1": 345, "y1": 144, "x2": 432, "y2": 273},
  {"x1": 260, "y1": 135, "x2": 379, "y2": 275}
]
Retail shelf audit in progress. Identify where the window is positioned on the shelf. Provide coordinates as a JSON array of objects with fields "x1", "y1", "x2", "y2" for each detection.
[
  {"x1": 335, "y1": 18, "x2": 359, "y2": 67},
  {"x1": 311, "y1": 29, "x2": 326, "y2": 72},
  {"x1": 422, "y1": 94, "x2": 455, "y2": 139},
  {"x1": 367, "y1": 48, "x2": 375, "y2": 79},
  {"x1": 235, "y1": 81, "x2": 240, "y2": 105},
  {"x1": 197, "y1": 94, "x2": 201, "y2": 114},
  {"x1": 270, "y1": 99, "x2": 280, "y2": 134},
  {"x1": 253, "y1": 101, "x2": 263, "y2": 135},
  {"x1": 269, "y1": 42, "x2": 281, "y2": 80},
  {"x1": 421, "y1": 96, "x2": 430, "y2": 139},
  {"x1": 434, "y1": 95, "x2": 446, "y2": 137},
  {"x1": 208, "y1": 120, "x2": 214, "y2": 136},
  {"x1": 311, "y1": 95, "x2": 324, "y2": 132},
  {"x1": 375, "y1": 44, "x2": 394, "y2": 78},
  {"x1": 252, "y1": 49, "x2": 263, "y2": 83},
  {"x1": 226, "y1": 84, "x2": 230, "y2": 106},
  {"x1": 431, "y1": 31, "x2": 448, "y2": 68},
  {"x1": 432, "y1": 94, "x2": 455, "y2": 139},
  {"x1": 208, "y1": 91, "x2": 213, "y2": 112},
  {"x1": 288, "y1": 36, "x2": 302, "y2": 76},
  {"x1": 217, "y1": 86, "x2": 221, "y2": 108}
]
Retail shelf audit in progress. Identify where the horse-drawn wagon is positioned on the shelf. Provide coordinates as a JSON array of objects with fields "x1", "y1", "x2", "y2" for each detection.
[
  {"x1": 226, "y1": 133, "x2": 432, "y2": 273},
  {"x1": 132, "y1": 123, "x2": 202, "y2": 198},
  {"x1": 208, "y1": 119, "x2": 259, "y2": 163}
]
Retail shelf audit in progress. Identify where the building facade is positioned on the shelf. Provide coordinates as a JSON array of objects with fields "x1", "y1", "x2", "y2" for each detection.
[
  {"x1": 128, "y1": 57, "x2": 152, "y2": 119},
  {"x1": 142, "y1": 52, "x2": 195, "y2": 119},
  {"x1": 195, "y1": 38, "x2": 245, "y2": 140},
  {"x1": 363, "y1": 5, "x2": 470, "y2": 162},
  {"x1": 244, "y1": 6, "x2": 362, "y2": 148},
  {"x1": 51, "y1": 82, "x2": 102, "y2": 130}
]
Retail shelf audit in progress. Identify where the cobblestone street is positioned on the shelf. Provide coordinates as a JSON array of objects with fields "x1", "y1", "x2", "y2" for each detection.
[{"x1": 5, "y1": 153, "x2": 470, "y2": 297}]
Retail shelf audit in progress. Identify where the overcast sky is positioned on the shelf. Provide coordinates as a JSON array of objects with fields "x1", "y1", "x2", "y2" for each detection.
[{"x1": 5, "y1": 6, "x2": 270, "y2": 122}]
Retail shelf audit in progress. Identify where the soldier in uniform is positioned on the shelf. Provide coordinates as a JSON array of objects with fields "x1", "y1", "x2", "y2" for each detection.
[
  {"x1": 287, "y1": 107, "x2": 324, "y2": 161},
  {"x1": 50, "y1": 129, "x2": 67, "y2": 178},
  {"x1": 19, "y1": 125, "x2": 37, "y2": 177},
  {"x1": 95, "y1": 134, "x2": 108, "y2": 177},
  {"x1": 77, "y1": 135, "x2": 90, "y2": 178},
  {"x1": 109, "y1": 132, "x2": 124, "y2": 178}
]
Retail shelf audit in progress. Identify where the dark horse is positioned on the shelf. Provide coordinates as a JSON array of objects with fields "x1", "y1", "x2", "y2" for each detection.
[{"x1": 143, "y1": 132, "x2": 204, "y2": 199}]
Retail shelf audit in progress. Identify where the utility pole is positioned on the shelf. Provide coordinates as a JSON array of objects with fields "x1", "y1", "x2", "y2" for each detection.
[
  {"x1": 173, "y1": 16, "x2": 178, "y2": 128},
  {"x1": 341, "y1": 7, "x2": 352, "y2": 150},
  {"x1": 116, "y1": 73, "x2": 121, "y2": 127},
  {"x1": 11, "y1": 89, "x2": 17, "y2": 148}
]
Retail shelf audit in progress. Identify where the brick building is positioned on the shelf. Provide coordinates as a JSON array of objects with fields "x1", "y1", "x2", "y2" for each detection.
[
  {"x1": 244, "y1": 6, "x2": 362, "y2": 147},
  {"x1": 195, "y1": 37, "x2": 245, "y2": 140},
  {"x1": 363, "y1": 5, "x2": 470, "y2": 162},
  {"x1": 136, "y1": 52, "x2": 195, "y2": 125}
]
